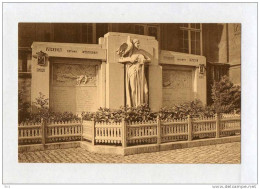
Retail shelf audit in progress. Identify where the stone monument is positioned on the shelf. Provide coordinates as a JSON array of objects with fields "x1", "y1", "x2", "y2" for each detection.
[
  {"x1": 117, "y1": 36, "x2": 151, "y2": 107},
  {"x1": 102, "y1": 32, "x2": 161, "y2": 111}
]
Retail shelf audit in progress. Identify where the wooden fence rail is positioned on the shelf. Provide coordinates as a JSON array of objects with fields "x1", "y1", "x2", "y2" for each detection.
[
  {"x1": 18, "y1": 120, "x2": 82, "y2": 145},
  {"x1": 19, "y1": 114, "x2": 241, "y2": 148}
]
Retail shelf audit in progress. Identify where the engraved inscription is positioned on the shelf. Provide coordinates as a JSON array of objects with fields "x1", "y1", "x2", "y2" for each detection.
[
  {"x1": 51, "y1": 63, "x2": 98, "y2": 114},
  {"x1": 76, "y1": 86, "x2": 97, "y2": 115},
  {"x1": 162, "y1": 69, "x2": 193, "y2": 106},
  {"x1": 51, "y1": 87, "x2": 76, "y2": 113}
]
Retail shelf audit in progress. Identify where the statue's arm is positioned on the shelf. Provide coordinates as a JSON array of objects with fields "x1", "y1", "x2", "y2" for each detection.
[
  {"x1": 118, "y1": 56, "x2": 136, "y2": 63},
  {"x1": 144, "y1": 56, "x2": 151, "y2": 63},
  {"x1": 137, "y1": 49, "x2": 151, "y2": 63}
]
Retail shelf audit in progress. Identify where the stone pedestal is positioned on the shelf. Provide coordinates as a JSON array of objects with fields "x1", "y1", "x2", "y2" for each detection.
[{"x1": 103, "y1": 32, "x2": 161, "y2": 111}]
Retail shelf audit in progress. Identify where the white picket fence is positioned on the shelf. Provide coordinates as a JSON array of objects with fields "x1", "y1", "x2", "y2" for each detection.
[
  {"x1": 81, "y1": 113, "x2": 241, "y2": 146},
  {"x1": 19, "y1": 113, "x2": 241, "y2": 148},
  {"x1": 18, "y1": 119, "x2": 82, "y2": 145}
]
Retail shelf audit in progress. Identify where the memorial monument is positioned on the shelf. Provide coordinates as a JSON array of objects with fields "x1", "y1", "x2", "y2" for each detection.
[
  {"x1": 117, "y1": 36, "x2": 151, "y2": 107},
  {"x1": 30, "y1": 32, "x2": 206, "y2": 114}
]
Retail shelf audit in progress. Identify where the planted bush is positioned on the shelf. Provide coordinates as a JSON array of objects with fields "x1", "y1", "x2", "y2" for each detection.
[
  {"x1": 82, "y1": 104, "x2": 157, "y2": 122},
  {"x1": 158, "y1": 99, "x2": 215, "y2": 120},
  {"x1": 211, "y1": 75, "x2": 241, "y2": 113},
  {"x1": 19, "y1": 92, "x2": 80, "y2": 123},
  {"x1": 18, "y1": 90, "x2": 31, "y2": 123},
  {"x1": 81, "y1": 100, "x2": 216, "y2": 122}
]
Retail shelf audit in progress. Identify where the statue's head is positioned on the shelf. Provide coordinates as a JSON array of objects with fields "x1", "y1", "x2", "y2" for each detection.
[{"x1": 133, "y1": 39, "x2": 140, "y2": 49}]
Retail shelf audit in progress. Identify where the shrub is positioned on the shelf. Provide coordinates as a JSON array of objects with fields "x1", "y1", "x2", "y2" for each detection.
[
  {"x1": 158, "y1": 99, "x2": 214, "y2": 120},
  {"x1": 82, "y1": 104, "x2": 157, "y2": 122},
  {"x1": 22, "y1": 92, "x2": 80, "y2": 123},
  {"x1": 18, "y1": 90, "x2": 31, "y2": 123},
  {"x1": 82, "y1": 101, "x2": 216, "y2": 122},
  {"x1": 211, "y1": 75, "x2": 241, "y2": 113}
]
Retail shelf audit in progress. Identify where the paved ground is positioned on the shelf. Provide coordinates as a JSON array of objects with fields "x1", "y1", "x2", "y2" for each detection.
[{"x1": 18, "y1": 142, "x2": 240, "y2": 163}]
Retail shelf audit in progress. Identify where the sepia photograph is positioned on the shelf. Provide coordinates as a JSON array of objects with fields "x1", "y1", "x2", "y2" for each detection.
[
  {"x1": 2, "y1": 2, "x2": 257, "y2": 185},
  {"x1": 18, "y1": 22, "x2": 241, "y2": 163}
]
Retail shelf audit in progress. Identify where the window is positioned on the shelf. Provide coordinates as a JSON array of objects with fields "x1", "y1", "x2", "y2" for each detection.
[
  {"x1": 82, "y1": 24, "x2": 95, "y2": 43},
  {"x1": 133, "y1": 24, "x2": 160, "y2": 40},
  {"x1": 53, "y1": 23, "x2": 95, "y2": 44},
  {"x1": 134, "y1": 24, "x2": 145, "y2": 35},
  {"x1": 96, "y1": 24, "x2": 108, "y2": 41},
  {"x1": 147, "y1": 25, "x2": 159, "y2": 40},
  {"x1": 179, "y1": 24, "x2": 202, "y2": 55},
  {"x1": 18, "y1": 51, "x2": 32, "y2": 73}
]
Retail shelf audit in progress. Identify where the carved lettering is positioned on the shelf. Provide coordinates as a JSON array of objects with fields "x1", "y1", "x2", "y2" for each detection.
[
  {"x1": 163, "y1": 56, "x2": 174, "y2": 60},
  {"x1": 37, "y1": 68, "x2": 45, "y2": 72},
  {"x1": 82, "y1": 50, "x2": 98, "y2": 54},
  {"x1": 67, "y1": 49, "x2": 77, "y2": 53},
  {"x1": 189, "y1": 58, "x2": 198, "y2": 62},
  {"x1": 46, "y1": 47, "x2": 62, "y2": 52}
]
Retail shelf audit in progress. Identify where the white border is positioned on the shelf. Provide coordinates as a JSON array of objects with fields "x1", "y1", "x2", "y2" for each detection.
[{"x1": 2, "y1": 2, "x2": 258, "y2": 184}]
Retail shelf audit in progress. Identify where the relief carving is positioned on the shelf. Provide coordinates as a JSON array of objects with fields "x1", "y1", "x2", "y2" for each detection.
[
  {"x1": 163, "y1": 70, "x2": 192, "y2": 89},
  {"x1": 53, "y1": 64, "x2": 96, "y2": 86}
]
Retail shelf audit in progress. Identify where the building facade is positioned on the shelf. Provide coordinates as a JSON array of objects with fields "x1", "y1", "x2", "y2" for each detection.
[{"x1": 18, "y1": 23, "x2": 241, "y2": 113}]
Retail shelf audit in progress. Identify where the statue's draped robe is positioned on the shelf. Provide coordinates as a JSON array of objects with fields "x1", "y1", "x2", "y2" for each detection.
[{"x1": 125, "y1": 53, "x2": 148, "y2": 107}]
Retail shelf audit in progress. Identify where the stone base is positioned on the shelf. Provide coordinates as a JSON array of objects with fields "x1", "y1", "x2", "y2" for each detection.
[
  {"x1": 81, "y1": 136, "x2": 240, "y2": 156},
  {"x1": 80, "y1": 142, "x2": 124, "y2": 156},
  {"x1": 18, "y1": 136, "x2": 240, "y2": 156},
  {"x1": 18, "y1": 141, "x2": 81, "y2": 153}
]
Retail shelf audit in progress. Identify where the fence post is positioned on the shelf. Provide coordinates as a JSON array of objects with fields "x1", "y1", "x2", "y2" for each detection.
[
  {"x1": 80, "y1": 117, "x2": 83, "y2": 141},
  {"x1": 157, "y1": 115, "x2": 161, "y2": 144},
  {"x1": 41, "y1": 118, "x2": 45, "y2": 147},
  {"x1": 121, "y1": 118, "x2": 127, "y2": 148},
  {"x1": 188, "y1": 115, "x2": 192, "y2": 141},
  {"x1": 215, "y1": 113, "x2": 220, "y2": 138},
  {"x1": 92, "y1": 120, "x2": 95, "y2": 145}
]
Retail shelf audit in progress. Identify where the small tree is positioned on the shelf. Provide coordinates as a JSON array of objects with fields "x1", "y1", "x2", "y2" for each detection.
[
  {"x1": 32, "y1": 92, "x2": 50, "y2": 121},
  {"x1": 211, "y1": 75, "x2": 241, "y2": 113},
  {"x1": 18, "y1": 90, "x2": 30, "y2": 123}
]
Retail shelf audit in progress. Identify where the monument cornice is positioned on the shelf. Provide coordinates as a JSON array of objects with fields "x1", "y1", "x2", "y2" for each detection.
[
  {"x1": 31, "y1": 42, "x2": 106, "y2": 61},
  {"x1": 159, "y1": 50, "x2": 206, "y2": 67}
]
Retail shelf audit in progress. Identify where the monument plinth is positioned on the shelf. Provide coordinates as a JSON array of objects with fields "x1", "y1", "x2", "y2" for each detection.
[{"x1": 103, "y1": 32, "x2": 161, "y2": 111}]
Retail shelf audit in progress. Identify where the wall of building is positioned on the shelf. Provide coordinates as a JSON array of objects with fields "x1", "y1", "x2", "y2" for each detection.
[
  {"x1": 19, "y1": 23, "x2": 52, "y2": 47},
  {"x1": 228, "y1": 24, "x2": 241, "y2": 85},
  {"x1": 202, "y1": 23, "x2": 241, "y2": 85},
  {"x1": 203, "y1": 24, "x2": 228, "y2": 63},
  {"x1": 160, "y1": 24, "x2": 180, "y2": 52}
]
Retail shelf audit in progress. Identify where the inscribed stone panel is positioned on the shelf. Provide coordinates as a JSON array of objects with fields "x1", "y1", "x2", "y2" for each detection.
[
  {"x1": 162, "y1": 69, "x2": 193, "y2": 107},
  {"x1": 51, "y1": 63, "x2": 97, "y2": 114}
]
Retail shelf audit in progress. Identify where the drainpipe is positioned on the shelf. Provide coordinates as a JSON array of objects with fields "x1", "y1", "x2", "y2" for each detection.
[{"x1": 226, "y1": 23, "x2": 229, "y2": 63}]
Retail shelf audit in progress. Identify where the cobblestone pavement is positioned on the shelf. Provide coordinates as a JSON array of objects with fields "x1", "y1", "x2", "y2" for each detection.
[{"x1": 18, "y1": 142, "x2": 240, "y2": 163}]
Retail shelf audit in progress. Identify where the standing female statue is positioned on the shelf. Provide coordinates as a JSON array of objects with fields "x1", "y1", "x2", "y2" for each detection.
[{"x1": 117, "y1": 36, "x2": 151, "y2": 107}]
